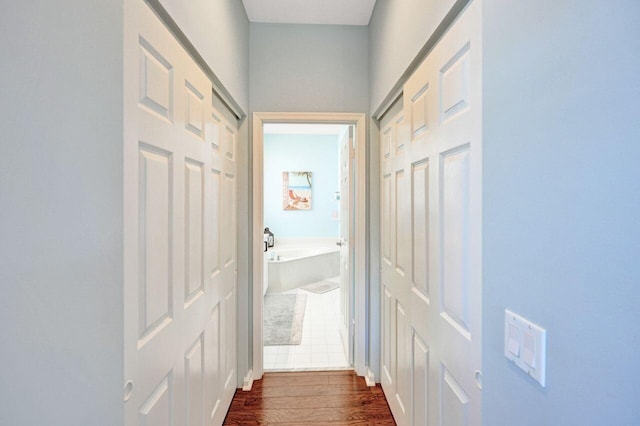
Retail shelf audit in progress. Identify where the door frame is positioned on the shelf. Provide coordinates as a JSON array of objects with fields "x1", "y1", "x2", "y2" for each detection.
[{"x1": 251, "y1": 112, "x2": 367, "y2": 382}]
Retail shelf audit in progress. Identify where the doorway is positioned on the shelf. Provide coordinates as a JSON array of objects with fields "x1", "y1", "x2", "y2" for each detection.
[
  {"x1": 261, "y1": 123, "x2": 350, "y2": 371},
  {"x1": 251, "y1": 113, "x2": 368, "y2": 382}
]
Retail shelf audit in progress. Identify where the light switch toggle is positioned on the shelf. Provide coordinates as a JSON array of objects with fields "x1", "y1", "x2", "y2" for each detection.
[
  {"x1": 521, "y1": 331, "x2": 536, "y2": 368},
  {"x1": 504, "y1": 309, "x2": 546, "y2": 387},
  {"x1": 507, "y1": 324, "x2": 520, "y2": 356}
]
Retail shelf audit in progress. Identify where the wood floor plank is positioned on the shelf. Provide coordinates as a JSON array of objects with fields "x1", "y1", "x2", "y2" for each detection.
[
  {"x1": 278, "y1": 421, "x2": 396, "y2": 426},
  {"x1": 265, "y1": 370, "x2": 352, "y2": 378},
  {"x1": 225, "y1": 407, "x2": 394, "y2": 423},
  {"x1": 223, "y1": 370, "x2": 396, "y2": 425},
  {"x1": 255, "y1": 375, "x2": 330, "y2": 387},
  {"x1": 242, "y1": 393, "x2": 382, "y2": 409},
  {"x1": 250, "y1": 379, "x2": 371, "y2": 392},
  {"x1": 244, "y1": 383, "x2": 371, "y2": 398}
]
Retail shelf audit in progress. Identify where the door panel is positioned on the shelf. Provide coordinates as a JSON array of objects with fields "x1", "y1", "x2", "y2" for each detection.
[
  {"x1": 207, "y1": 303, "x2": 222, "y2": 421},
  {"x1": 379, "y1": 2, "x2": 482, "y2": 425},
  {"x1": 139, "y1": 373, "x2": 173, "y2": 426},
  {"x1": 223, "y1": 124, "x2": 235, "y2": 160},
  {"x1": 394, "y1": 170, "x2": 408, "y2": 276},
  {"x1": 382, "y1": 173, "x2": 392, "y2": 265},
  {"x1": 185, "y1": 81, "x2": 205, "y2": 139},
  {"x1": 210, "y1": 169, "x2": 221, "y2": 278},
  {"x1": 185, "y1": 334, "x2": 205, "y2": 426},
  {"x1": 411, "y1": 159, "x2": 430, "y2": 299},
  {"x1": 395, "y1": 114, "x2": 407, "y2": 152},
  {"x1": 413, "y1": 332, "x2": 429, "y2": 426},
  {"x1": 222, "y1": 173, "x2": 235, "y2": 268},
  {"x1": 185, "y1": 159, "x2": 205, "y2": 307},
  {"x1": 394, "y1": 301, "x2": 410, "y2": 424},
  {"x1": 138, "y1": 37, "x2": 173, "y2": 122},
  {"x1": 223, "y1": 288, "x2": 236, "y2": 391},
  {"x1": 440, "y1": 147, "x2": 471, "y2": 338},
  {"x1": 440, "y1": 44, "x2": 470, "y2": 123},
  {"x1": 411, "y1": 85, "x2": 429, "y2": 138},
  {"x1": 382, "y1": 126, "x2": 392, "y2": 159},
  {"x1": 124, "y1": 2, "x2": 238, "y2": 425},
  {"x1": 138, "y1": 145, "x2": 173, "y2": 341},
  {"x1": 381, "y1": 286, "x2": 394, "y2": 386},
  {"x1": 441, "y1": 367, "x2": 470, "y2": 426}
]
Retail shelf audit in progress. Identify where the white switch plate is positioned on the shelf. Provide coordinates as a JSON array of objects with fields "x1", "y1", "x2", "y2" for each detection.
[{"x1": 504, "y1": 309, "x2": 546, "y2": 387}]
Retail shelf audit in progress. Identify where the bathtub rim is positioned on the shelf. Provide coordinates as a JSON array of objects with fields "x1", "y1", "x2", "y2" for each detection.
[{"x1": 267, "y1": 246, "x2": 339, "y2": 263}]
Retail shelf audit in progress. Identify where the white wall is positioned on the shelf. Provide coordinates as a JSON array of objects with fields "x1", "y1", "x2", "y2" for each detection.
[
  {"x1": 0, "y1": 1, "x2": 123, "y2": 424},
  {"x1": 160, "y1": 0, "x2": 250, "y2": 112},
  {"x1": 483, "y1": 0, "x2": 640, "y2": 424},
  {"x1": 368, "y1": 0, "x2": 456, "y2": 112},
  {"x1": 249, "y1": 23, "x2": 369, "y2": 113}
]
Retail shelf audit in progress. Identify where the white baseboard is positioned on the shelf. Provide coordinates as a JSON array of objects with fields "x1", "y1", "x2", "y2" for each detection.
[
  {"x1": 365, "y1": 367, "x2": 376, "y2": 387},
  {"x1": 242, "y1": 370, "x2": 254, "y2": 391}
]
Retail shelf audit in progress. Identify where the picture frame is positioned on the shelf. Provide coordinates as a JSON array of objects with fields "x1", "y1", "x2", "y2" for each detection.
[{"x1": 282, "y1": 171, "x2": 312, "y2": 210}]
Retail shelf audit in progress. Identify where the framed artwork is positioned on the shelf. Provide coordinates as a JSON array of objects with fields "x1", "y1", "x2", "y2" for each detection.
[{"x1": 282, "y1": 171, "x2": 312, "y2": 210}]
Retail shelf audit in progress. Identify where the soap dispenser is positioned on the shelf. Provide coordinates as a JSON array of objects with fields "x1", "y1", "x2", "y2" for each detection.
[{"x1": 264, "y1": 227, "x2": 274, "y2": 248}]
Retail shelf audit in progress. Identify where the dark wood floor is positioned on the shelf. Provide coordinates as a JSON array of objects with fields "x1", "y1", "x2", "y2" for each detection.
[{"x1": 223, "y1": 370, "x2": 396, "y2": 425}]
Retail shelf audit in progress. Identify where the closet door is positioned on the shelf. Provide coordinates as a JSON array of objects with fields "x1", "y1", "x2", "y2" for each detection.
[
  {"x1": 217, "y1": 112, "x2": 238, "y2": 423},
  {"x1": 380, "y1": 1, "x2": 482, "y2": 425},
  {"x1": 123, "y1": 1, "x2": 238, "y2": 425}
]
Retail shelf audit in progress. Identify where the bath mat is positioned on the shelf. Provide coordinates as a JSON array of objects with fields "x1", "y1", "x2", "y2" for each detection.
[
  {"x1": 300, "y1": 280, "x2": 340, "y2": 294},
  {"x1": 263, "y1": 293, "x2": 307, "y2": 345}
]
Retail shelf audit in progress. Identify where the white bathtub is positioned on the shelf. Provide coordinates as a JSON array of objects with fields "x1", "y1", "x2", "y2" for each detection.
[{"x1": 266, "y1": 240, "x2": 340, "y2": 293}]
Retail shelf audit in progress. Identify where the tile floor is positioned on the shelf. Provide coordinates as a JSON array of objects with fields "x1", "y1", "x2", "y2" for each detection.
[{"x1": 263, "y1": 277, "x2": 350, "y2": 371}]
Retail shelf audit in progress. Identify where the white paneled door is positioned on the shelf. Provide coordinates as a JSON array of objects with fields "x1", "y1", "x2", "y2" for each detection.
[
  {"x1": 123, "y1": 1, "x2": 238, "y2": 425},
  {"x1": 380, "y1": 1, "x2": 482, "y2": 425}
]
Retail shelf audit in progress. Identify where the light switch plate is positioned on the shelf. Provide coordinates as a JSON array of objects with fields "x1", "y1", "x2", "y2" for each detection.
[{"x1": 504, "y1": 309, "x2": 546, "y2": 387}]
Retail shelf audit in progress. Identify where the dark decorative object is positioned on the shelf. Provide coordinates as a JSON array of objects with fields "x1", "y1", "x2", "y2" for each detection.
[{"x1": 264, "y1": 227, "x2": 274, "y2": 247}]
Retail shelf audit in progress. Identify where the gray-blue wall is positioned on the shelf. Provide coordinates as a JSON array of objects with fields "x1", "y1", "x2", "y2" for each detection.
[
  {"x1": 250, "y1": 23, "x2": 369, "y2": 113},
  {"x1": 160, "y1": 0, "x2": 250, "y2": 112},
  {"x1": 483, "y1": 0, "x2": 640, "y2": 424},
  {"x1": 0, "y1": 0, "x2": 253, "y2": 423},
  {"x1": 368, "y1": 0, "x2": 455, "y2": 113},
  {"x1": 370, "y1": 0, "x2": 640, "y2": 422},
  {"x1": 0, "y1": 1, "x2": 124, "y2": 424},
  {"x1": 4, "y1": 1, "x2": 638, "y2": 423}
]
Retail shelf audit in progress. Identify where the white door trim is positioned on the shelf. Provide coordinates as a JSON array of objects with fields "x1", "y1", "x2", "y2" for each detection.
[{"x1": 251, "y1": 112, "x2": 368, "y2": 381}]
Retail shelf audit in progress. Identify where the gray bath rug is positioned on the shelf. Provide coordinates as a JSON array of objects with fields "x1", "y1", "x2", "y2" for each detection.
[
  {"x1": 263, "y1": 293, "x2": 307, "y2": 345},
  {"x1": 300, "y1": 280, "x2": 340, "y2": 294}
]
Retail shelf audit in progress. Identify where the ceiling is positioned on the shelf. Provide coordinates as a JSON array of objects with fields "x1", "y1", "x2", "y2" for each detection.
[{"x1": 242, "y1": 0, "x2": 377, "y2": 26}]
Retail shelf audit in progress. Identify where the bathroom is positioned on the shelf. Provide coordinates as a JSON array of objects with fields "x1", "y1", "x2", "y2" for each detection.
[{"x1": 261, "y1": 123, "x2": 350, "y2": 371}]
